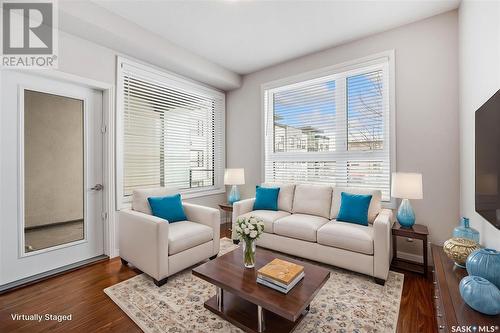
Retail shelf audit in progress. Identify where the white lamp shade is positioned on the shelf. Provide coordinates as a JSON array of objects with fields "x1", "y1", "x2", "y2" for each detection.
[
  {"x1": 224, "y1": 168, "x2": 245, "y2": 185},
  {"x1": 391, "y1": 172, "x2": 423, "y2": 199}
]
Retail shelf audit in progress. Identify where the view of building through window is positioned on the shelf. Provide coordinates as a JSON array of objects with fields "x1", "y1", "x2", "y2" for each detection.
[
  {"x1": 347, "y1": 71, "x2": 384, "y2": 151},
  {"x1": 265, "y1": 63, "x2": 390, "y2": 200},
  {"x1": 273, "y1": 80, "x2": 336, "y2": 153}
]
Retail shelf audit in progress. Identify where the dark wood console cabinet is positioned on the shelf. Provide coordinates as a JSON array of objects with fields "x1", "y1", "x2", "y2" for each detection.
[{"x1": 431, "y1": 245, "x2": 499, "y2": 331}]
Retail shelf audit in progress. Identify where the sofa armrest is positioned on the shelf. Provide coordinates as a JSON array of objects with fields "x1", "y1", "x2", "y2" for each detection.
[
  {"x1": 182, "y1": 202, "x2": 220, "y2": 256},
  {"x1": 231, "y1": 198, "x2": 256, "y2": 240},
  {"x1": 118, "y1": 209, "x2": 169, "y2": 280},
  {"x1": 373, "y1": 208, "x2": 394, "y2": 281}
]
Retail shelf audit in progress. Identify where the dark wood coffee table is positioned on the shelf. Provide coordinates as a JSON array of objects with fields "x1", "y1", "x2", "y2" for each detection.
[{"x1": 192, "y1": 247, "x2": 330, "y2": 333}]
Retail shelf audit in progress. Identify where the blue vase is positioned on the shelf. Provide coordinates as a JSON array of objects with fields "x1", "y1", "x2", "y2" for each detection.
[
  {"x1": 459, "y1": 276, "x2": 500, "y2": 315},
  {"x1": 466, "y1": 248, "x2": 500, "y2": 289},
  {"x1": 453, "y1": 217, "x2": 480, "y2": 243},
  {"x1": 228, "y1": 185, "x2": 240, "y2": 204},
  {"x1": 397, "y1": 199, "x2": 415, "y2": 228}
]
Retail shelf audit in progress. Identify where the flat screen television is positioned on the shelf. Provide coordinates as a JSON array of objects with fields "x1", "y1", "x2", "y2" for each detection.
[{"x1": 475, "y1": 89, "x2": 500, "y2": 229}]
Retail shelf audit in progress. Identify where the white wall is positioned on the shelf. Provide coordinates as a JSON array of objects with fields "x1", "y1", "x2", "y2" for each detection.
[
  {"x1": 459, "y1": 1, "x2": 500, "y2": 250},
  {"x1": 227, "y1": 11, "x2": 459, "y2": 257}
]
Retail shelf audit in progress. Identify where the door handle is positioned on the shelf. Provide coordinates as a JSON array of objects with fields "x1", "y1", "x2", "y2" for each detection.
[{"x1": 91, "y1": 184, "x2": 103, "y2": 191}]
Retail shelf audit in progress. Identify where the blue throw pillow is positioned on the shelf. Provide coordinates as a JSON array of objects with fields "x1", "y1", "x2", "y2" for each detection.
[
  {"x1": 337, "y1": 192, "x2": 373, "y2": 226},
  {"x1": 253, "y1": 186, "x2": 280, "y2": 211},
  {"x1": 147, "y1": 194, "x2": 187, "y2": 223}
]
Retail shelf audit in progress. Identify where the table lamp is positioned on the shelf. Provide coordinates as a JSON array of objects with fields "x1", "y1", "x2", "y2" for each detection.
[
  {"x1": 224, "y1": 168, "x2": 245, "y2": 204},
  {"x1": 391, "y1": 172, "x2": 423, "y2": 228}
]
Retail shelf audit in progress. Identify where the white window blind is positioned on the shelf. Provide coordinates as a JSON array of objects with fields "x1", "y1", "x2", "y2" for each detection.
[
  {"x1": 117, "y1": 58, "x2": 225, "y2": 203},
  {"x1": 264, "y1": 58, "x2": 392, "y2": 201}
]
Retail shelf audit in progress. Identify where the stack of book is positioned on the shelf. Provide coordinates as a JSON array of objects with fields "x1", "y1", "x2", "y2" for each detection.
[{"x1": 256, "y1": 258, "x2": 305, "y2": 294}]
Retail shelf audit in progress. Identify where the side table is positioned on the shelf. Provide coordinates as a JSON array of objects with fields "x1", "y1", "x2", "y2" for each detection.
[
  {"x1": 218, "y1": 202, "x2": 233, "y2": 239},
  {"x1": 391, "y1": 222, "x2": 429, "y2": 276}
]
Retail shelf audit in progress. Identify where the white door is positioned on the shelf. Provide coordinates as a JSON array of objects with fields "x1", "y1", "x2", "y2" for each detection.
[{"x1": 0, "y1": 71, "x2": 105, "y2": 287}]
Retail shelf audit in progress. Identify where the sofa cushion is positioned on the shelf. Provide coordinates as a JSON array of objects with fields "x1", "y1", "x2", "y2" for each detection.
[
  {"x1": 168, "y1": 221, "x2": 213, "y2": 255},
  {"x1": 274, "y1": 214, "x2": 329, "y2": 242},
  {"x1": 292, "y1": 184, "x2": 332, "y2": 219},
  {"x1": 261, "y1": 183, "x2": 295, "y2": 212},
  {"x1": 147, "y1": 194, "x2": 187, "y2": 223},
  {"x1": 337, "y1": 192, "x2": 372, "y2": 226},
  {"x1": 253, "y1": 186, "x2": 280, "y2": 211},
  {"x1": 237, "y1": 210, "x2": 290, "y2": 234},
  {"x1": 331, "y1": 187, "x2": 381, "y2": 223},
  {"x1": 132, "y1": 187, "x2": 177, "y2": 215},
  {"x1": 317, "y1": 221, "x2": 374, "y2": 255}
]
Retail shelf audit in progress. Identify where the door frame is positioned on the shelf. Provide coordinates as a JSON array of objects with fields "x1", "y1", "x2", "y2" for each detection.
[{"x1": 1, "y1": 69, "x2": 116, "y2": 259}]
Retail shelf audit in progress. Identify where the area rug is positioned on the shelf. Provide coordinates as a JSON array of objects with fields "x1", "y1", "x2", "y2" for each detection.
[{"x1": 104, "y1": 238, "x2": 403, "y2": 333}]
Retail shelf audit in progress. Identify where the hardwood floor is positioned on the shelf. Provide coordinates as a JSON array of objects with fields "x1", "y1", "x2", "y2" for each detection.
[
  {"x1": 0, "y1": 223, "x2": 435, "y2": 333},
  {"x1": 394, "y1": 267, "x2": 437, "y2": 333}
]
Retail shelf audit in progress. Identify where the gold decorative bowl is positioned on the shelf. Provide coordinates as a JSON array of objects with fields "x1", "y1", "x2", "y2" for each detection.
[{"x1": 443, "y1": 237, "x2": 480, "y2": 268}]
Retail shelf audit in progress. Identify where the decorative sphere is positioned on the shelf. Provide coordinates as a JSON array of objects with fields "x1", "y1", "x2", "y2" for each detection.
[
  {"x1": 459, "y1": 276, "x2": 500, "y2": 315},
  {"x1": 466, "y1": 248, "x2": 500, "y2": 289},
  {"x1": 443, "y1": 238, "x2": 480, "y2": 267}
]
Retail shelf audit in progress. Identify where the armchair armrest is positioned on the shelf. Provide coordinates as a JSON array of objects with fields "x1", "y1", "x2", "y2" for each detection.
[
  {"x1": 231, "y1": 198, "x2": 256, "y2": 240},
  {"x1": 118, "y1": 209, "x2": 169, "y2": 280},
  {"x1": 182, "y1": 202, "x2": 220, "y2": 256},
  {"x1": 373, "y1": 208, "x2": 394, "y2": 281}
]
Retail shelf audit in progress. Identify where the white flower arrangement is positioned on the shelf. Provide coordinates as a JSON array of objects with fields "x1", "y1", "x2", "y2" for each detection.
[{"x1": 235, "y1": 216, "x2": 265, "y2": 242}]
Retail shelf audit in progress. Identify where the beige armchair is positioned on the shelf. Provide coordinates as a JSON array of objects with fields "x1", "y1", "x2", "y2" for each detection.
[{"x1": 118, "y1": 188, "x2": 220, "y2": 286}]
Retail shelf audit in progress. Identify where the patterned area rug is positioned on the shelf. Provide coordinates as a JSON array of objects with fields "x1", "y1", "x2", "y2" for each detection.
[{"x1": 104, "y1": 238, "x2": 403, "y2": 333}]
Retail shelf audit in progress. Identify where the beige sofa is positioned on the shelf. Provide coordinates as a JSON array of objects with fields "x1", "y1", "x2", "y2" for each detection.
[
  {"x1": 119, "y1": 188, "x2": 220, "y2": 286},
  {"x1": 232, "y1": 184, "x2": 394, "y2": 284}
]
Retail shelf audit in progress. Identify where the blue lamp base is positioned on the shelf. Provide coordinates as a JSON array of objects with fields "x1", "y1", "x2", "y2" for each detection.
[
  {"x1": 397, "y1": 198, "x2": 415, "y2": 228},
  {"x1": 228, "y1": 185, "x2": 240, "y2": 204}
]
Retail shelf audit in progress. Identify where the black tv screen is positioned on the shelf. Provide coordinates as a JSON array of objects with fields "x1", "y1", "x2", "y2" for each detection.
[{"x1": 475, "y1": 89, "x2": 500, "y2": 229}]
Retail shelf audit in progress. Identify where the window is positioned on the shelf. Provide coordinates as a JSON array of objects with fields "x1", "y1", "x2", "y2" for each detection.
[
  {"x1": 117, "y1": 57, "x2": 225, "y2": 205},
  {"x1": 263, "y1": 54, "x2": 393, "y2": 201}
]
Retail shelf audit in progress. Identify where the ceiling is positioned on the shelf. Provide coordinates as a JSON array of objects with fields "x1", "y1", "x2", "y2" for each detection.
[{"x1": 94, "y1": 0, "x2": 460, "y2": 75}]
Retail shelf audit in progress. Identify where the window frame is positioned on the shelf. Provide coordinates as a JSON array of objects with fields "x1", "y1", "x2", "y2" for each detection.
[
  {"x1": 116, "y1": 56, "x2": 226, "y2": 209},
  {"x1": 261, "y1": 51, "x2": 396, "y2": 207}
]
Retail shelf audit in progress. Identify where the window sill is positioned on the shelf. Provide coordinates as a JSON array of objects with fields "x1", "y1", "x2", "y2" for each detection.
[
  {"x1": 118, "y1": 187, "x2": 225, "y2": 210},
  {"x1": 181, "y1": 188, "x2": 226, "y2": 199}
]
